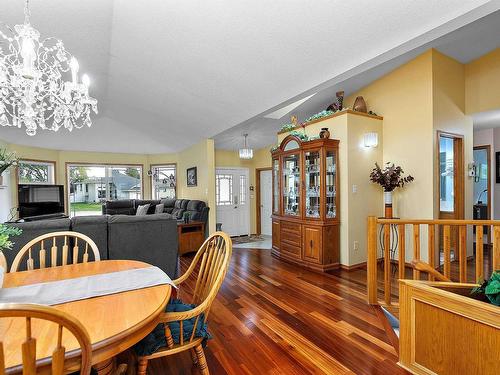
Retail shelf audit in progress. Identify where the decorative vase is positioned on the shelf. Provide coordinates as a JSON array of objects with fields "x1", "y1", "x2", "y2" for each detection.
[
  {"x1": 384, "y1": 191, "x2": 393, "y2": 218},
  {"x1": 353, "y1": 96, "x2": 367, "y2": 113},
  {"x1": 336, "y1": 90, "x2": 344, "y2": 111},
  {"x1": 319, "y1": 128, "x2": 330, "y2": 139},
  {"x1": 184, "y1": 216, "x2": 190, "y2": 224}
]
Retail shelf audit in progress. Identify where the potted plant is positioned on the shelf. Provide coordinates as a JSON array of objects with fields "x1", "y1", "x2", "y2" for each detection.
[
  {"x1": 0, "y1": 148, "x2": 19, "y2": 186},
  {"x1": 471, "y1": 271, "x2": 500, "y2": 306},
  {"x1": 183, "y1": 211, "x2": 191, "y2": 224},
  {"x1": 0, "y1": 224, "x2": 22, "y2": 279},
  {"x1": 369, "y1": 162, "x2": 414, "y2": 218}
]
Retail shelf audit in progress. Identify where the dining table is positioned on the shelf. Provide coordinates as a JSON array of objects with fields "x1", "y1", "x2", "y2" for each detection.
[{"x1": 0, "y1": 260, "x2": 172, "y2": 374}]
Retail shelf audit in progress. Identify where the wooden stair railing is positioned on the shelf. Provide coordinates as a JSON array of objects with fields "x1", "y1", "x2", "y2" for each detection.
[{"x1": 367, "y1": 217, "x2": 500, "y2": 306}]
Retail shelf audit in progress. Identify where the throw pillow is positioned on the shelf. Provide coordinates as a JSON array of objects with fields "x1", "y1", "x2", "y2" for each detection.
[
  {"x1": 155, "y1": 203, "x2": 165, "y2": 214},
  {"x1": 136, "y1": 204, "x2": 150, "y2": 216}
]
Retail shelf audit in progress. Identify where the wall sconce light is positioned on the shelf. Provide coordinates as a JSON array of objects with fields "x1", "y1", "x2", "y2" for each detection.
[{"x1": 363, "y1": 132, "x2": 378, "y2": 148}]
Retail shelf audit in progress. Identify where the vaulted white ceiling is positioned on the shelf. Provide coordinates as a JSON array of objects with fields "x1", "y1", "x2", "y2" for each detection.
[{"x1": 1, "y1": 0, "x2": 499, "y2": 153}]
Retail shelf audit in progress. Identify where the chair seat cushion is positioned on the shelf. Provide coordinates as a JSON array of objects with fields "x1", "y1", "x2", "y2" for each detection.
[{"x1": 133, "y1": 299, "x2": 211, "y2": 356}]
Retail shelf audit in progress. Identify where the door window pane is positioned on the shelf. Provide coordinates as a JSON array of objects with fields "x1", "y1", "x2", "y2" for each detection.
[
  {"x1": 216, "y1": 174, "x2": 233, "y2": 205},
  {"x1": 239, "y1": 175, "x2": 247, "y2": 205},
  {"x1": 326, "y1": 150, "x2": 337, "y2": 218},
  {"x1": 439, "y1": 136, "x2": 454, "y2": 212},
  {"x1": 152, "y1": 165, "x2": 176, "y2": 199},
  {"x1": 18, "y1": 160, "x2": 55, "y2": 185}
]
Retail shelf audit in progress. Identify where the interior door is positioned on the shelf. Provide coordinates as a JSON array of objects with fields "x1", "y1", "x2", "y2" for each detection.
[
  {"x1": 260, "y1": 170, "x2": 273, "y2": 236},
  {"x1": 216, "y1": 168, "x2": 250, "y2": 236},
  {"x1": 438, "y1": 132, "x2": 464, "y2": 263}
]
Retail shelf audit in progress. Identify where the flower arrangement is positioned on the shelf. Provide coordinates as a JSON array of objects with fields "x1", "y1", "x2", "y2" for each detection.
[
  {"x1": 305, "y1": 110, "x2": 335, "y2": 123},
  {"x1": 0, "y1": 224, "x2": 22, "y2": 253},
  {"x1": 471, "y1": 271, "x2": 500, "y2": 306},
  {"x1": 0, "y1": 148, "x2": 19, "y2": 176},
  {"x1": 369, "y1": 162, "x2": 414, "y2": 192}
]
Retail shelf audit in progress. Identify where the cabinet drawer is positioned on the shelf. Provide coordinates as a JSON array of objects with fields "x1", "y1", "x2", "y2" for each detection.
[
  {"x1": 281, "y1": 241, "x2": 301, "y2": 258},
  {"x1": 280, "y1": 221, "x2": 302, "y2": 247}
]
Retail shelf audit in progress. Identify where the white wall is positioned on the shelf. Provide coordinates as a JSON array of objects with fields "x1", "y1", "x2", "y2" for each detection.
[{"x1": 0, "y1": 139, "x2": 13, "y2": 222}]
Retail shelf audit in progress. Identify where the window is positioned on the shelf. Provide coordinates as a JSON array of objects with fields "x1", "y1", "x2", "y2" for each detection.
[
  {"x1": 18, "y1": 160, "x2": 55, "y2": 185},
  {"x1": 67, "y1": 164, "x2": 143, "y2": 217},
  {"x1": 151, "y1": 165, "x2": 176, "y2": 199},
  {"x1": 239, "y1": 174, "x2": 247, "y2": 205},
  {"x1": 216, "y1": 174, "x2": 233, "y2": 205}
]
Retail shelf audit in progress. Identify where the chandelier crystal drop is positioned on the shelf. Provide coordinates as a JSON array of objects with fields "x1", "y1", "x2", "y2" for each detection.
[
  {"x1": 0, "y1": 0, "x2": 97, "y2": 136},
  {"x1": 239, "y1": 134, "x2": 253, "y2": 160}
]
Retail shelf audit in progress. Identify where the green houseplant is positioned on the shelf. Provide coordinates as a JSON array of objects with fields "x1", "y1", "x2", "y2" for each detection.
[
  {"x1": 0, "y1": 148, "x2": 19, "y2": 186},
  {"x1": 0, "y1": 224, "x2": 22, "y2": 271},
  {"x1": 471, "y1": 271, "x2": 500, "y2": 306}
]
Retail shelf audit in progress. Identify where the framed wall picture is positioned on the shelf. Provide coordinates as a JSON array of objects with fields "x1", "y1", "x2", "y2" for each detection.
[
  {"x1": 187, "y1": 167, "x2": 197, "y2": 187},
  {"x1": 496, "y1": 152, "x2": 500, "y2": 183}
]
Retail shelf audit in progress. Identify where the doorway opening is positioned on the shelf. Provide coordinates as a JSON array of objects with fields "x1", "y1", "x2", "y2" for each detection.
[
  {"x1": 437, "y1": 132, "x2": 464, "y2": 265},
  {"x1": 256, "y1": 167, "x2": 273, "y2": 236},
  {"x1": 473, "y1": 145, "x2": 491, "y2": 245}
]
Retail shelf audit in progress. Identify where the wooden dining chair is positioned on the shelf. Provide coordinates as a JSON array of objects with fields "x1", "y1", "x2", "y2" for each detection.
[
  {"x1": 137, "y1": 232, "x2": 232, "y2": 375},
  {"x1": 0, "y1": 302, "x2": 93, "y2": 374},
  {"x1": 10, "y1": 231, "x2": 100, "y2": 272}
]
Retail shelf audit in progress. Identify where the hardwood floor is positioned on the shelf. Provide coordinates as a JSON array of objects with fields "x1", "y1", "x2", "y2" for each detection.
[{"x1": 124, "y1": 248, "x2": 408, "y2": 375}]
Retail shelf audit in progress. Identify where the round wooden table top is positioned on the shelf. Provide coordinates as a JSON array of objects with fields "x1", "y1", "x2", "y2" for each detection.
[{"x1": 0, "y1": 260, "x2": 171, "y2": 373}]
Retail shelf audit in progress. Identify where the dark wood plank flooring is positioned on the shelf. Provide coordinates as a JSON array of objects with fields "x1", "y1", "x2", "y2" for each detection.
[{"x1": 125, "y1": 248, "x2": 408, "y2": 375}]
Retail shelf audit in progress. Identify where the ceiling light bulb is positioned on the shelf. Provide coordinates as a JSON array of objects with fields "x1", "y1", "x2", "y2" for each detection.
[
  {"x1": 70, "y1": 56, "x2": 79, "y2": 84},
  {"x1": 82, "y1": 74, "x2": 90, "y2": 87}
]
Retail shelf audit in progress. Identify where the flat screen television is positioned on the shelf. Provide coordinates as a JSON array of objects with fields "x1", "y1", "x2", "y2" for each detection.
[{"x1": 18, "y1": 184, "x2": 65, "y2": 219}]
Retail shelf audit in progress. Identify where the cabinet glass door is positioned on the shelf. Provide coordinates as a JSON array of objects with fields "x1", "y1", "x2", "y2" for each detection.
[
  {"x1": 272, "y1": 158, "x2": 280, "y2": 214},
  {"x1": 282, "y1": 153, "x2": 300, "y2": 216},
  {"x1": 304, "y1": 150, "x2": 321, "y2": 218},
  {"x1": 325, "y1": 150, "x2": 337, "y2": 219}
]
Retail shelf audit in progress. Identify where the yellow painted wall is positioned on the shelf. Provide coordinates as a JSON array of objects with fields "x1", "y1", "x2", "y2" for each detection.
[
  {"x1": 277, "y1": 112, "x2": 383, "y2": 266},
  {"x1": 215, "y1": 146, "x2": 272, "y2": 234},
  {"x1": 177, "y1": 139, "x2": 216, "y2": 233},
  {"x1": 346, "y1": 50, "x2": 435, "y2": 221},
  {"x1": 465, "y1": 48, "x2": 500, "y2": 114}
]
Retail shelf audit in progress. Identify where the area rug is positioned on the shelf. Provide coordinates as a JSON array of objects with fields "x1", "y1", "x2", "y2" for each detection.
[{"x1": 231, "y1": 235, "x2": 266, "y2": 244}]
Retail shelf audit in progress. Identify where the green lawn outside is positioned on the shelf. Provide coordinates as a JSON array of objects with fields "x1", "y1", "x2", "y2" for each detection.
[{"x1": 71, "y1": 202, "x2": 103, "y2": 212}]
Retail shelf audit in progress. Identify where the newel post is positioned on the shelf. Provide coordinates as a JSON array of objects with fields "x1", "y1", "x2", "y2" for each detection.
[{"x1": 367, "y1": 216, "x2": 378, "y2": 304}]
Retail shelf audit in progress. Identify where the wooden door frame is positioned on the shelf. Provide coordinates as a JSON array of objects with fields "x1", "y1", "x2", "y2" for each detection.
[
  {"x1": 256, "y1": 167, "x2": 272, "y2": 236},
  {"x1": 473, "y1": 145, "x2": 492, "y2": 244},
  {"x1": 436, "y1": 131, "x2": 465, "y2": 220}
]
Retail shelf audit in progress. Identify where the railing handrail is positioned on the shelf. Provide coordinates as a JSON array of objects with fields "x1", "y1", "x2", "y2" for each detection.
[
  {"x1": 366, "y1": 216, "x2": 500, "y2": 306},
  {"x1": 377, "y1": 218, "x2": 500, "y2": 225}
]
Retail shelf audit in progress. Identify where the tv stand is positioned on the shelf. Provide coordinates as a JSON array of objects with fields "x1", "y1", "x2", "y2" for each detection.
[{"x1": 23, "y1": 213, "x2": 69, "y2": 222}]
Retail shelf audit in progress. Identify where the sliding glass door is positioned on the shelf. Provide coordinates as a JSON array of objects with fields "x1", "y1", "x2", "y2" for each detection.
[{"x1": 67, "y1": 164, "x2": 143, "y2": 217}]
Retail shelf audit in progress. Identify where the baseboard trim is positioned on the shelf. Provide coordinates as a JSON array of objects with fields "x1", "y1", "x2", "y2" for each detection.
[{"x1": 340, "y1": 262, "x2": 367, "y2": 271}]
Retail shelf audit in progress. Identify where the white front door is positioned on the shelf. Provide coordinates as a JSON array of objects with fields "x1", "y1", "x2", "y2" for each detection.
[
  {"x1": 216, "y1": 168, "x2": 250, "y2": 236},
  {"x1": 260, "y1": 170, "x2": 272, "y2": 236}
]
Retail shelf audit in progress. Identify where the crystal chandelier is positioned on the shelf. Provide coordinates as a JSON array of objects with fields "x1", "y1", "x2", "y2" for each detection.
[
  {"x1": 239, "y1": 134, "x2": 253, "y2": 159},
  {"x1": 0, "y1": 0, "x2": 97, "y2": 136}
]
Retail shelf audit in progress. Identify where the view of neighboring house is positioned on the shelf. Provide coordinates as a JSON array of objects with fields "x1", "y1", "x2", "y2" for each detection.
[{"x1": 70, "y1": 170, "x2": 141, "y2": 204}]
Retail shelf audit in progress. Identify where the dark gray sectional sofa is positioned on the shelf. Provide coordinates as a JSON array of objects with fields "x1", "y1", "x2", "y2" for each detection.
[
  {"x1": 4, "y1": 214, "x2": 178, "y2": 277},
  {"x1": 102, "y1": 198, "x2": 209, "y2": 223}
]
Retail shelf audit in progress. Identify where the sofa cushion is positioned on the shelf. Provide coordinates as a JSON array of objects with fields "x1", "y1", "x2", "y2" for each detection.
[
  {"x1": 174, "y1": 199, "x2": 189, "y2": 210},
  {"x1": 70, "y1": 216, "x2": 109, "y2": 260},
  {"x1": 164, "y1": 207, "x2": 174, "y2": 214},
  {"x1": 107, "y1": 214, "x2": 178, "y2": 277},
  {"x1": 4, "y1": 218, "x2": 71, "y2": 271},
  {"x1": 136, "y1": 204, "x2": 150, "y2": 216},
  {"x1": 155, "y1": 204, "x2": 165, "y2": 214},
  {"x1": 103, "y1": 200, "x2": 135, "y2": 215},
  {"x1": 171, "y1": 208, "x2": 185, "y2": 219},
  {"x1": 160, "y1": 198, "x2": 176, "y2": 208},
  {"x1": 186, "y1": 200, "x2": 206, "y2": 212},
  {"x1": 134, "y1": 200, "x2": 160, "y2": 215}
]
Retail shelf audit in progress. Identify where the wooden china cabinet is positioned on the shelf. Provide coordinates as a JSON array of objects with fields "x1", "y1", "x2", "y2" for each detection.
[{"x1": 271, "y1": 135, "x2": 340, "y2": 272}]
